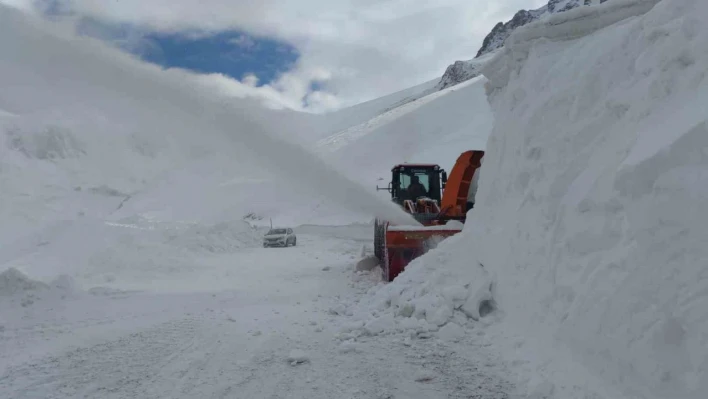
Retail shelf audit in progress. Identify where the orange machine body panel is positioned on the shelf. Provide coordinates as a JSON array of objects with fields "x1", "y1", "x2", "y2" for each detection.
[
  {"x1": 380, "y1": 225, "x2": 462, "y2": 281},
  {"x1": 375, "y1": 150, "x2": 484, "y2": 282},
  {"x1": 440, "y1": 150, "x2": 484, "y2": 218}
]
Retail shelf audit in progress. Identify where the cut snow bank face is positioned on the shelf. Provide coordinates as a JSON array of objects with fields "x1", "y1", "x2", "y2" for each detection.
[{"x1": 466, "y1": 0, "x2": 707, "y2": 398}]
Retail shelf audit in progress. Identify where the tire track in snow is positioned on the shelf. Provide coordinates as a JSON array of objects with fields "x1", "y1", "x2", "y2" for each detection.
[
  {"x1": 400, "y1": 338, "x2": 513, "y2": 399},
  {"x1": 226, "y1": 322, "x2": 513, "y2": 399},
  {"x1": 0, "y1": 317, "x2": 200, "y2": 399}
]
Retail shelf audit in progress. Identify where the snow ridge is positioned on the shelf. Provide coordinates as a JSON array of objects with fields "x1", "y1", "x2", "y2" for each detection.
[
  {"x1": 483, "y1": 0, "x2": 661, "y2": 93},
  {"x1": 475, "y1": 0, "x2": 612, "y2": 58},
  {"x1": 433, "y1": 1, "x2": 614, "y2": 92},
  {"x1": 435, "y1": 59, "x2": 485, "y2": 91}
]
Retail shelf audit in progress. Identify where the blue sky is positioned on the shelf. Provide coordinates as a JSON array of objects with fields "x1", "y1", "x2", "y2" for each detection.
[
  {"x1": 140, "y1": 31, "x2": 298, "y2": 86},
  {"x1": 10, "y1": 0, "x2": 536, "y2": 111},
  {"x1": 72, "y1": 17, "x2": 300, "y2": 87}
]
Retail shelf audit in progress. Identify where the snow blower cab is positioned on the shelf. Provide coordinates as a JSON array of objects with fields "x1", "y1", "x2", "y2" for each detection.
[
  {"x1": 374, "y1": 151, "x2": 484, "y2": 281},
  {"x1": 384, "y1": 164, "x2": 446, "y2": 221}
]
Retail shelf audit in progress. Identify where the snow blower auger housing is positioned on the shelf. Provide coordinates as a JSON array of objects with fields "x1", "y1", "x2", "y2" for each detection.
[{"x1": 374, "y1": 150, "x2": 484, "y2": 282}]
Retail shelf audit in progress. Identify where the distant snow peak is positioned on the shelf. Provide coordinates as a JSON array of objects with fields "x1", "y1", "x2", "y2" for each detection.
[
  {"x1": 433, "y1": 53, "x2": 498, "y2": 91},
  {"x1": 433, "y1": 0, "x2": 606, "y2": 91},
  {"x1": 435, "y1": 60, "x2": 483, "y2": 91},
  {"x1": 475, "y1": 9, "x2": 543, "y2": 59},
  {"x1": 475, "y1": 0, "x2": 613, "y2": 58}
]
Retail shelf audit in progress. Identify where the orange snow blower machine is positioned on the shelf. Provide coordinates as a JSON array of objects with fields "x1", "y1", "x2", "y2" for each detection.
[{"x1": 374, "y1": 150, "x2": 484, "y2": 281}]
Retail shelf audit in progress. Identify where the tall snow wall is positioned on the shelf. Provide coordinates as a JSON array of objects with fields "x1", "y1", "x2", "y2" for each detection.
[{"x1": 469, "y1": 0, "x2": 707, "y2": 397}]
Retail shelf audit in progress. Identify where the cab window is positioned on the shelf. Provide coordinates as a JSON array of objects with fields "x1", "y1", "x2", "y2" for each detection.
[{"x1": 394, "y1": 166, "x2": 441, "y2": 202}]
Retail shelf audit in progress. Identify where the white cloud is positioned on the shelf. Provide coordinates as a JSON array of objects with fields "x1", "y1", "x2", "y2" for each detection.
[
  {"x1": 242, "y1": 73, "x2": 259, "y2": 87},
  {"x1": 229, "y1": 34, "x2": 256, "y2": 50},
  {"x1": 1, "y1": 0, "x2": 32, "y2": 10},
  {"x1": 194, "y1": 73, "x2": 303, "y2": 111},
  {"x1": 2, "y1": 0, "x2": 547, "y2": 111}
]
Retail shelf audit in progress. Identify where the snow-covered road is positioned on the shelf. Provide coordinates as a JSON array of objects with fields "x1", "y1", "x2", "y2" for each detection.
[{"x1": 0, "y1": 224, "x2": 511, "y2": 399}]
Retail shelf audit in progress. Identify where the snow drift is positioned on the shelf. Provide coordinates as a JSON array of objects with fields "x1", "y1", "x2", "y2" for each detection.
[
  {"x1": 358, "y1": 1, "x2": 707, "y2": 398},
  {"x1": 0, "y1": 267, "x2": 77, "y2": 309},
  {"x1": 0, "y1": 3, "x2": 418, "y2": 260},
  {"x1": 0, "y1": 268, "x2": 49, "y2": 297}
]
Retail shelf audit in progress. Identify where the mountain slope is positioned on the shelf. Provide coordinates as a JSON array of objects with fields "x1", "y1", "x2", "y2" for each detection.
[
  {"x1": 476, "y1": 0, "x2": 611, "y2": 58},
  {"x1": 0, "y1": 4, "x2": 424, "y2": 275},
  {"x1": 260, "y1": 74, "x2": 494, "y2": 226},
  {"x1": 317, "y1": 78, "x2": 440, "y2": 140},
  {"x1": 431, "y1": 0, "x2": 614, "y2": 93},
  {"x1": 317, "y1": 75, "x2": 492, "y2": 184}
]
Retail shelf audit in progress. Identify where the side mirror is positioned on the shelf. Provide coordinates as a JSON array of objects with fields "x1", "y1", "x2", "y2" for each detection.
[
  {"x1": 376, "y1": 181, "x2": 393, "y2": 193},
  {"x1": 441, "y1": 171, "x2": 447, "y2": 189}
]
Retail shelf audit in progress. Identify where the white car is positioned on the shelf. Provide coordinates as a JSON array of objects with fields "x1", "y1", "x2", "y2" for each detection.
[{"x1": 263, "y1": 228, "x2": 297, "y2": 247}]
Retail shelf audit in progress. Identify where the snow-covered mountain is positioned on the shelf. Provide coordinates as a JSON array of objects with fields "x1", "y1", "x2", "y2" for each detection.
[
  {"x1": 431, "y1": 0, "x2": 613, "y2": 92},
  {"x1": 434, "y1": 57, "x2": 488, "y2": 91},
  {"x1": 475, "y1": 8, "x2": 547, "y2": 58},
  {"x1": 0, "y1": 3, "x2": 428, "y2": 274},
  {"x1": 476, "y1": 0, "x2": 612, "y2": 57}
]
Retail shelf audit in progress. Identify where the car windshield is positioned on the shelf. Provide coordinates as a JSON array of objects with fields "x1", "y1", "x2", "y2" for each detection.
[{"x1": 267, "y1": 229, "x2": 286, "y2": 235}]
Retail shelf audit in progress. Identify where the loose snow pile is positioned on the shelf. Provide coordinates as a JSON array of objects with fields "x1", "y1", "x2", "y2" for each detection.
[
  {"x1": 0, "y1": 268, "x2": 49, "y2": 297},
  {"x1": 357, "y1": 0, "x2": 707, "y2": 398},
  {"x1": 106, "y1": 215, "x2": 262, "y2": 253},
  {"x1": 76, "y1": 217, "x2": 263, "y2": 290},
  {"x1": 338, "y1": 232, "x2": 496, "y2": 341},
  {"x1": 0, "y1": 267, "x2": 76, "y2": 307},
  {"x1": 164, "y1": 220, "x2": 262, "y2": 253}
]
